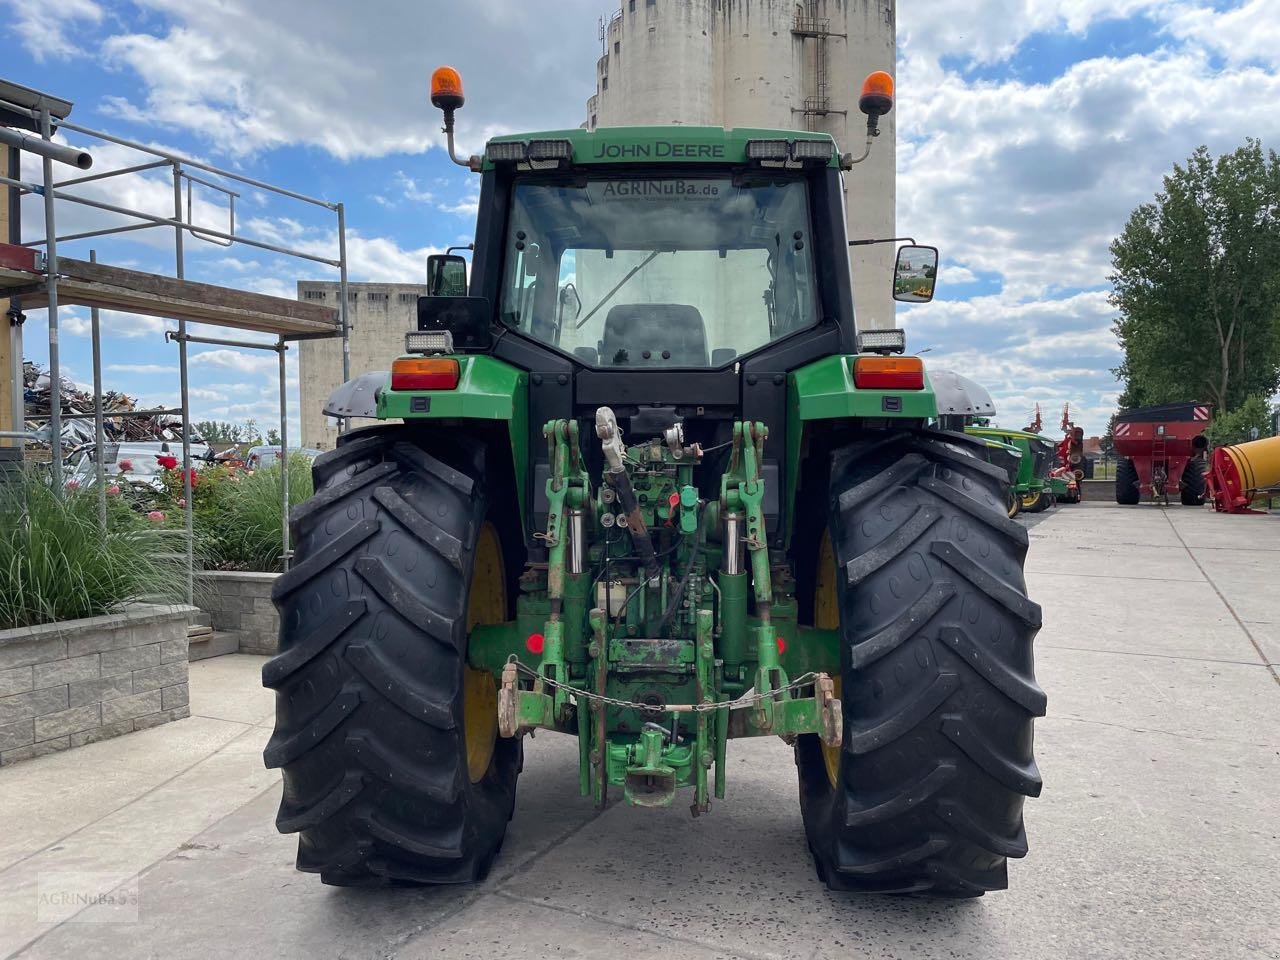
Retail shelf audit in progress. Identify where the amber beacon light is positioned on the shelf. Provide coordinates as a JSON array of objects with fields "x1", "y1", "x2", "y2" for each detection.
[
  {"x1": 858, "y1": 71, "x2": 894, "y2": 119},
  {"x1": 430, "y1": 66, "x2": 465, "y2": 111}
]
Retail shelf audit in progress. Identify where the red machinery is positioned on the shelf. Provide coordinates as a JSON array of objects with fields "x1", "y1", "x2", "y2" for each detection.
[
  {"x1": 1112, "y1": 402, "x2": 1211, "y2": 505},
  {"x1": 1206, "y1": 434, "x2": 1280, "y2": 514},
  {"x1": 1052, "y1": 405, "x2": 1085, "y2": 503}
]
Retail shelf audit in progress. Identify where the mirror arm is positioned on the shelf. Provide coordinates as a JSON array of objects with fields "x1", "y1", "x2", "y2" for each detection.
[
  {"x1": 441, "y1": 108, "x2": 482, "y2": 173},
  {"x1": 848, "y1": 236, "x2": 916, "y2": 247}
]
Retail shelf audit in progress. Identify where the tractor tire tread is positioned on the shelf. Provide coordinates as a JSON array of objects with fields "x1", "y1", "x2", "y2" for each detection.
[
  {"x1": 264, "y1": 430, "x2": 519, "y2": 886},
  {"x1": 798, "y1": 431, "x2": 1043, "y2": 896}
]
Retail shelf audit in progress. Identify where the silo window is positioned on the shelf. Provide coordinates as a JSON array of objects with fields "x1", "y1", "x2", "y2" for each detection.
[
  {"x1": 629, "y1": 0, "x2": 634, "y2": 10},
  {"x1": 602, "y1": 76, "x2": 609, "y2": 90},
  {"x1": 614, "y1": 40, "x2": 620, "y2": 54}
]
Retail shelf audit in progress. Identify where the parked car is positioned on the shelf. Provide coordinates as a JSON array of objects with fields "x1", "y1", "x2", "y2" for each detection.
[
  {"x1": 66, "y1": 441, "x2": 215, "y2": 495},
  {"x1": 243, "y1": 445, "x2": 323, "y2": 471}
]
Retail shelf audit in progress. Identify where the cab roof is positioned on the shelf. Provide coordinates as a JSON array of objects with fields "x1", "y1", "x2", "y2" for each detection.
[{"x1": 482, "y1": 126, "x2": 842, "y2": 171}]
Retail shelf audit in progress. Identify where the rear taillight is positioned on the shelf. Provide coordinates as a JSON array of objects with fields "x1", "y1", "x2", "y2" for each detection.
[
  {"x1": 391, "y1": 357, "x2": 459, "y2": 390},
  {"x1": 852, "y1": 356, "x2": 925, "y2": 390}
]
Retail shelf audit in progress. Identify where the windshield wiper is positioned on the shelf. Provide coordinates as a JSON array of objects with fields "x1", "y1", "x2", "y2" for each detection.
[{"x1": 574, "y1": 250, "x2": 664, "y2": 330}]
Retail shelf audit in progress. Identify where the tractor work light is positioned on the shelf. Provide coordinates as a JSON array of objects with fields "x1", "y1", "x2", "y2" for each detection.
[
  {"x1": 391, "y1": 357, "x2": 460, "y2": 391},
  {"x1": 485, "y1": 140, "x2": 528, "y2": 163},
  {"x1": 852, "y1": 356, "x2": 924, "y2": 390},
  {"x1": 790, "y1": 139, "x2": 834, "y2": 162},
  {"x1": 527, "y1": 138, "x2": 574, "y2": 161},
  {"x1": 405, "y1": 330, "x2": 454, "y2": 355},
  {"x1": 855, "y1": 329, "x2": 906, "y2": 355},
  {"x1": 746, "y1": 139, "x2": 790, "y2": 160}
]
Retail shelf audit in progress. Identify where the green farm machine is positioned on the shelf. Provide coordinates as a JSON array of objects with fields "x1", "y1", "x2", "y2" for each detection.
[{"x1": 263, "y1": 67, "x2": 1045, "y2": 896}]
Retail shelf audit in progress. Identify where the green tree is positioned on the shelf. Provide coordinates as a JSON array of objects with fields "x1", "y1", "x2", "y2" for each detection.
[
  {"x1": 1111, "y1": 140, "x2": 1280, "y2": 413},
  {"x1": 1202, "y1": 394, "x2": 1276, "y2": 448},
  {"x1": 192, "y1": 420, "x2": 243, "y2": 443}
]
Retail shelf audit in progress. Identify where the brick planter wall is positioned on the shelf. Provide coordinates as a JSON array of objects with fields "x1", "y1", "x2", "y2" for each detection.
[
  {"x1": 195, "y1": 572, "x2": 279, "y2": 655},
  {"x1": 0, "y1": 604, "x2": 196, "y2": 766}
]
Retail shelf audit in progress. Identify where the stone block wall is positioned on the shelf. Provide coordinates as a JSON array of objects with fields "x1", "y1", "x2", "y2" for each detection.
[
  {"x1": 196, "y1": 572, "x2": 279, "y2": 655},
  {"x1": 0, "y1": 605, "x2": 195, "y2": 765}
]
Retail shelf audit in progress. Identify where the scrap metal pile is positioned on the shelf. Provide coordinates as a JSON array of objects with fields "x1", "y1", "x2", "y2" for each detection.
[{"x1": 22, "y1": 361, "x2": 187, "y2": 447}]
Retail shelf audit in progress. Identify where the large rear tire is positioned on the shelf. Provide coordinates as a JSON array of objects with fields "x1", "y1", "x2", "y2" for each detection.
[
  {"x1": 1115, "y1": 458, "x2": 1140, "y2": 504},
  {"x1": 1180, "y1": 459, "x2": 1206, "y2": 506},
  {"x1": 263, "y1": 428, "x2": 520, "y2": 886},
  {"x1": 797, "y1": 431, "x2": 1045, "y2": 896}
]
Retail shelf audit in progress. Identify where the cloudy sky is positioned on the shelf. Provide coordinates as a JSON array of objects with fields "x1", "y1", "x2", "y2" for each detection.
[{"x1": 6, "y1": 0, "x2": 1279, "y2": 436}]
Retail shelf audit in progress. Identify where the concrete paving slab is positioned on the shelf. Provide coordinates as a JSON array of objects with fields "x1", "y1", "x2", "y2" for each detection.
[
  {"x1": 1241, "y1": 621, "x2": 1279, "y2": 666},
  {"x1": 0, "y1": 715, "x2": 253, "y2": 871},
  {"x1": 187, "y1": 653, "x2": 274, "y2": 726},
  {"x1": 1166, "y1": 511, "x2": 1280, "y2": 552},
  {"x1": 15, "y1": 735, "x2": 604, "y2": 960},
  {"x1": 0, "y1": 724, "x2": 277, "y2": 956},
  {"x1": 1024, "y1": 538, "x2": 1205, "y2": 582},
  {"x1": 1038, "y1": 645, "x2": 1280, "y2": 747},
  {"x1": 1029, "y1": 572, "x2": 1256, "y2": 662},
  {"x1": 399, "y1": 894, "x2": 742, "y2": 960}
]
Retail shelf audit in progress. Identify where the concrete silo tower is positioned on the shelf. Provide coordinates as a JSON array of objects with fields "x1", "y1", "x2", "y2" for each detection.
[{"x1": 586, "y1": 0, "x2": 897, "y2": 330}]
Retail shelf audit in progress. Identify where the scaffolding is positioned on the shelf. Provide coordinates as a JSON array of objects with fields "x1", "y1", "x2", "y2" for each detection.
[
  {"x1": 792, "y1": 11, "x2": 846, "y2": 131},
  {"x1": 0, "y1": 78, "x2": 350, "y2": 599}
]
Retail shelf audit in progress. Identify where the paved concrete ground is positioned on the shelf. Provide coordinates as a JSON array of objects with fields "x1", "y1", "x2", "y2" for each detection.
[{"x1": 1, "y1": 501, "x2": 1277, "y2": 959}]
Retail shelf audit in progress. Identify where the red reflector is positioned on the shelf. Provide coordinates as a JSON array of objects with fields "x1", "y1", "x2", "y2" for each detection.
[
  {"x1": 391, "y1": 357, "x2": 459, "y2": 390},
  {"x1": 526, "y1": 633, "x2": 545, "y2": 655},
  {"x1": 853, "y1": 356, "x2": 925, "y2": 390},
  {"x1": 776, "y1": 636, "x2": 786, "y2": 654}
]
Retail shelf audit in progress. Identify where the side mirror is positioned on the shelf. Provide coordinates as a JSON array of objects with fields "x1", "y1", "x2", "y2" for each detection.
[
  {"x1": 427, "y1": 254, "x2": 468, "y2": 297},
  {"x1": 893, "y1": 245, "x2": 939, "y2": 303}
]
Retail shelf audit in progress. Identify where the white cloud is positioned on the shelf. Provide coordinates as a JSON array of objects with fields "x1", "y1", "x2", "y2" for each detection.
[
  {"x1": 106, "y1": 363, "x2": 176, "y2": 375},
  {"x1": 93, "y1": 0, "x2": 603, "y2": 160},
  {"x1": 2, "y1": 0, "x2": 103, "y2": 62}
]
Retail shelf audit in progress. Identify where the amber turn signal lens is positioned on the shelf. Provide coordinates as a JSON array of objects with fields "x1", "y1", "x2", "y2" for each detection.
[
  {"x1": 391, "y1": 357, "x2": 460, "y2": 391},
  {"x1": 853, "y1": 356, "x2": 924, "y2": 390},
  {"x1": 430, "y1": 66, "x2": 465, "y2": 110}
]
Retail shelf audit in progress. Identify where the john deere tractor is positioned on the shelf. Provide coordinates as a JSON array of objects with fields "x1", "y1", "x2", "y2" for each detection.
[{"x1": 263, "y1": 66, "x2": 1044, "y2": 896}]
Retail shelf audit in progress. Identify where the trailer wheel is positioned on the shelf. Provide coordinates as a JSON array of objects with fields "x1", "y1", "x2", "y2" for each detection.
[
  {"x1": 263, "y1": 428, "x2": 520, "y2": 886},
  {"x1": 1115, "y1": 458, "x2": 1140, "y2": 505},
  {"x1": 1180, "y1": 459, "x2": 1206, "y2": 506},
  {"x1": 797, "y1": 431, "x2": 1045, "y2": 896}
]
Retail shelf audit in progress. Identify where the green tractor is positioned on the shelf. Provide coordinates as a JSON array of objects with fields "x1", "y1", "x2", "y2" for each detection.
[
  {"x1": 965, "y1": 426, "x2": 1058, "y2": 516},
  {"x1": 263, "y1": 66, "x2": 1045, "y2": 895}
]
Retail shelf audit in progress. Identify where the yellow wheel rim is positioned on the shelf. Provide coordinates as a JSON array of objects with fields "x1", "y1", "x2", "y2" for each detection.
[
  {"x1": 814, "y1": 530, "x2": 843, "y2": 789},
  {"x1": 1021, "y1": 491, "x2": 1039, "y2": 508},
  {"x1": 463, "y1": 522, "x2": 505, "y2": 784}
]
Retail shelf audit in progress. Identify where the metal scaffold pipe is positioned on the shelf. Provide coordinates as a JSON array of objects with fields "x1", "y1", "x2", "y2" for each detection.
[
  {"x1": 39, "y1": 105, "x2": 63, "y2": 492},
  {"x1": 0, "y1": 126, "x2": 92, "y2": 170}
]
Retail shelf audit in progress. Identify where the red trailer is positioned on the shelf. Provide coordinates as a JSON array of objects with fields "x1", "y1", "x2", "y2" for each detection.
[{"x1": 1112, "y1": 402, "x2": 1211, "y2": 505}]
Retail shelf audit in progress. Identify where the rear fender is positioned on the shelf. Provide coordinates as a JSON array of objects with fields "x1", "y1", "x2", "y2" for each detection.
[
  {"x1": 784, "y1": 353, "x2": 938, "y2": 538},
  {"x1": 374, "y1": 355, "x2": 530, "y2": 529}
]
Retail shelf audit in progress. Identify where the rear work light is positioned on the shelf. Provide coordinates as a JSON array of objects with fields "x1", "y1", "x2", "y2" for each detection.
[
  {"x1": 746, "y1": 138, "x2": 835, "y2": 163},
  {"x1": 746, "y1": 139, "x2": 789, "y2": 160},
  {"x1": 853, "y1": 356, "x2": 925, "y2": 390},
  {"x1": 405, "y1": 330, "x2": 454, "y2": 355},
  {"x1": 855, "y1": 328, "x2": 906, "y2": 355},
  {"x1": 391, "y1": 357, "x2": 459, "y2": 391},
  {"x1": 790, "y1": 139, "x2": 834, "y2": 161},
  {"x1": 485, "y1": 140, "x2": 528, "y2": 163},
  {"x1": 527, "y1": 138, "x2": 573, "y2": 161}
]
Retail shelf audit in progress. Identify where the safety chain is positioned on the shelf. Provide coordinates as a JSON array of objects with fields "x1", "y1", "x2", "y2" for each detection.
[{"x1": 505, "y1": 657, "x2": 826, "y2": 714}]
